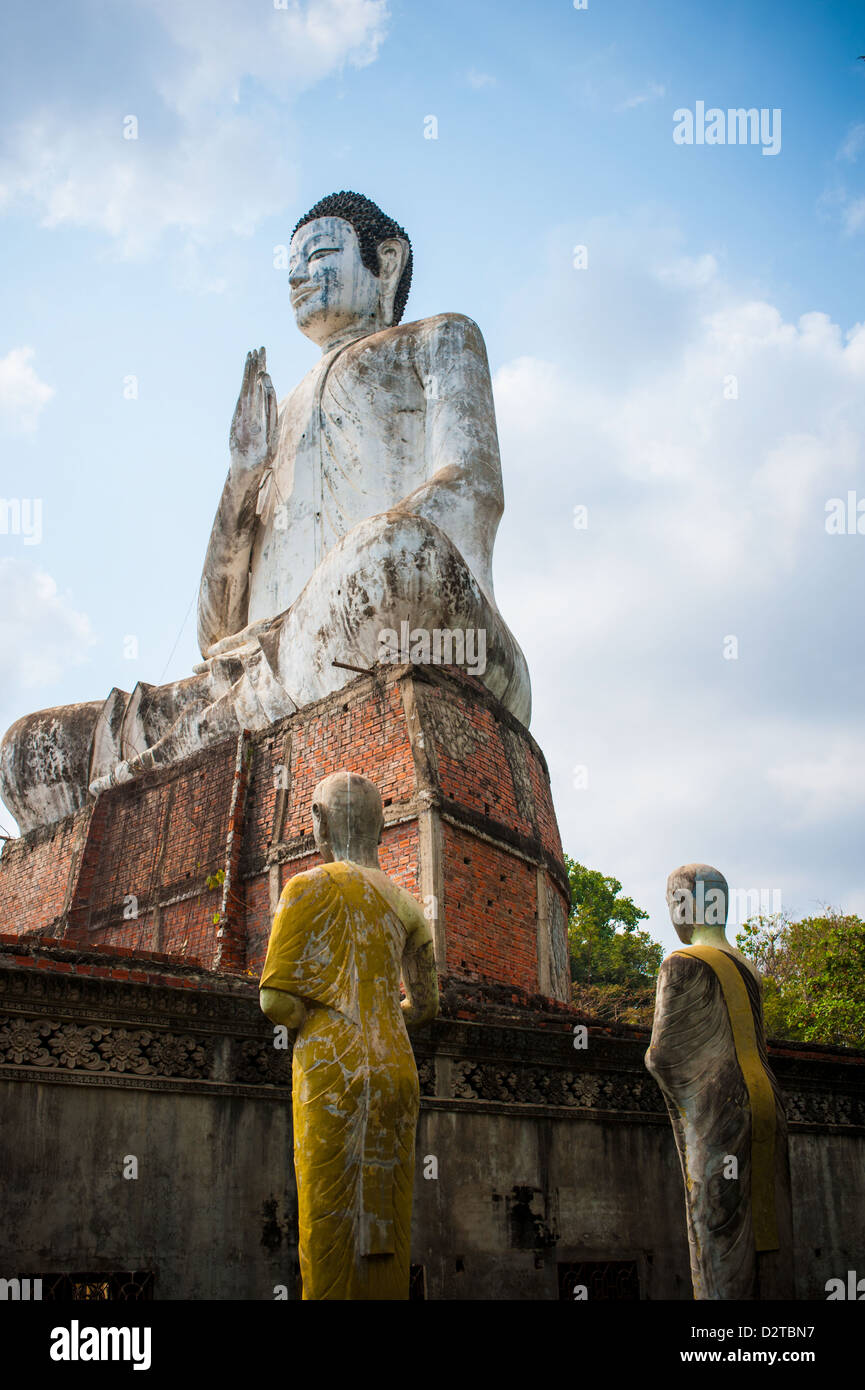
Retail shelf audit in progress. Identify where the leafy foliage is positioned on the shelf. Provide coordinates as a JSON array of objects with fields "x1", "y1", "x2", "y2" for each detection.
[
  {"x1": 569, "y1": 981, "x2": 657, "y2": 1027},
  {"x1": 565, "y1": 854, "x2": 662, "y2": 989},
  {"x1": 737, "y1": 910, "x2": 865, "y2": 1048}
]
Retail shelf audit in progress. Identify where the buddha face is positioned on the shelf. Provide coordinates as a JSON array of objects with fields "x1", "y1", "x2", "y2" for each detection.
[
  {"x1": 288, "y1": 216, "x2": 380, "y2": 346},
  {"x1": 289, "y1": 216, "x2": 406, "y2": 348}
]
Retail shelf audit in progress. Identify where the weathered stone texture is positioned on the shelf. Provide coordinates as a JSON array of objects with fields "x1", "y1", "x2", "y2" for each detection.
[{"x1": 1, "y1": 946, "x2": 862, "y2": 1300}]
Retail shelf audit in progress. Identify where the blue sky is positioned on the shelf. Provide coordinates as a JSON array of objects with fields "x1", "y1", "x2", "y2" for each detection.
[{"x1": 2, "y1": 0, "x2": 864, "y2": 950}]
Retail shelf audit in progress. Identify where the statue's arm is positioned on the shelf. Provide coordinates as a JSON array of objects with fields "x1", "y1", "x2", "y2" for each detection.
[
  {"x1": 197, "y1": 473, "x2": 263, "y2": 654},
  {"x1": 392, "y1": 314, "x2": 504, "y2": 589},
  {"x1": 259, "y1": 984, "x2": 308, "y2": 1031},
  {"x1": 401, "y1": 915, "x2": 440, "y2": 1030},
  {"x1": 645, "y1": 956, "x2": 680, "y2": 1084},
  {"x1": 197, "y1": 348, "x2": 278, "y2": 656},
  {"x1": 646, "y1": 953, "x2": 725, "y2": 1093}
]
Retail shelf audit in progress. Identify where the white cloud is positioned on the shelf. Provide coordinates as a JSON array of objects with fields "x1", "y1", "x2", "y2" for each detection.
[
  {"x1": 0, "y1": 560, "x2": 95, "y2": 691},
  {"x1": 467, "y1": 69, "x2": 496, "y2": 90},
  {"x1": 768, "y1": 741, "x2": 865, "y2": 826},
  {"x1": 0, "y1": 560, "x2": 97, "y2": 836},
  {"x1": 4, "y1": 111, "x2": 295, "y2": 261},
  {"x1": 491, "y1": 215, "x2": 865, "y2": 945},
  {"x1": 818, "y1": 123, "x2": 865, "y2": 236},
  {"x1": 0, "y1": 0, "x2": 390, "y2": 260},
  {"x1": 0, "y1": 348, "x2": 54, "y2": 433},
  {"x1": 654, "y1": 253, "x2": 718, "y2": 289},
  {"x1": 568, "y1": 45, "x2": 666, "y2": 114},
  {"x1": 618, "y1": 81, "x2": 666, "y2": 111},
  {"x1": 843, "y1": 197, "x2": 865, "y2": 235},
  {"x1": 142, "y1": 0, "x2": 388, "y2": 115},
  {"x1": 837, "y1": 122, "x2": 865, "y2": 163}
]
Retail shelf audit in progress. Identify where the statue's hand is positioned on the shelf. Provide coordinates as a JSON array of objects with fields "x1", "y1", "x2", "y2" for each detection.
[
  {"x1": 204, "y1": 616, "x2": 275, "y2": 661},
  {"x1": 260, "y1": 986, "x2": 307, "y2": 1031},
  {"x1": 229, "y1": 347, "x2": 277, "y2": 480}
]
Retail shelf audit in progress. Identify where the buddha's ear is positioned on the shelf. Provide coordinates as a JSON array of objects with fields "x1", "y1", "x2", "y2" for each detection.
[
  {"x1": 312, "y1": 800, "x2": 330, "y2": 854},
  {"x1": 376, "y1": 237, "x2": 409, "y2": 325}
]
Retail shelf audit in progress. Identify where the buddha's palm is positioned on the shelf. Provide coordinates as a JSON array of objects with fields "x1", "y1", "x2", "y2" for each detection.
[{"x1": 229, "y1": 346, "x2": 278, "y2": 480}]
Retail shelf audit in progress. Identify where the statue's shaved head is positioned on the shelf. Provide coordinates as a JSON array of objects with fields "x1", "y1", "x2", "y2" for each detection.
[
  {"x1": 666, "y1": 862, "x2": 729, "y2": 942},
  {"x1": 311, "y1": 769, "x2": 384, "y2": 865}
]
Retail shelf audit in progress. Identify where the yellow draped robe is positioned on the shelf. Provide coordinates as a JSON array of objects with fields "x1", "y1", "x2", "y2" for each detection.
[{"x1": 260, "y1": 861, "x2": 421, "y2": 1300}]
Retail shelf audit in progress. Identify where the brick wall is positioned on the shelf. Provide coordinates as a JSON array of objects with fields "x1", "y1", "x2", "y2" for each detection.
[
  {"x1": 0, "y1": 666, "x2": 570, "y2": 1005},
  {"x1": 0, "y1": 806, "x2": 90, "y2": 936},
  {"x1": 442, "y1": 823, "x2": 539, "y2": 993}
]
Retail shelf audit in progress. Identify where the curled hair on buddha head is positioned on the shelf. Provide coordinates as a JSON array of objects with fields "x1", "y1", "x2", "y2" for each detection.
[{"x1": 292, "y1": 190, "x2": 413, "y2": 325}]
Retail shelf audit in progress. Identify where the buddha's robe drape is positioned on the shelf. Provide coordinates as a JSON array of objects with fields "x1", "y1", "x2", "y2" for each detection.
[
  {"x1": 261, "y1": 860, "x2": 420, "y2": 1300},
  {"x1": 645, "y1": 945, "x2": 793, "y2": 1300},
  {"x1": 198, "y1": 311, "x2": 532, "y2": 725}
]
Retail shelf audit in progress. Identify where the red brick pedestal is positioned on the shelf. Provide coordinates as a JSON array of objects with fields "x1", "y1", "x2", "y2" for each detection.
[{"x1": 0, "y1": 664, "x2": 571, "y2": 1006}]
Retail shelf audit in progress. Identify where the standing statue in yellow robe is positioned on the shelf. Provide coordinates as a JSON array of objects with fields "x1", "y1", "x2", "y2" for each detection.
[{"x1": 259, "y1": 770, "x2": 439, "y2": 1300}]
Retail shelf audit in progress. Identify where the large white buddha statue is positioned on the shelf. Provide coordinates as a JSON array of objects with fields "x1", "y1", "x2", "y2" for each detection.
[{"x1": 1, "y1": 191, "x2": 531, "y2": 834}]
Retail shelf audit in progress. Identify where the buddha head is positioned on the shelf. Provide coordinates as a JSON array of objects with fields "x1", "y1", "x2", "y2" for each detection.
[
  {"x1": 289, "y1": 191, "x2": 412, "y2": 348},
  {"x1": 666, "y1": 863, "x2": 729, "y2": 943},
  {"x1": 311, "y1": 769, "x2": 384, "y2": 866}
]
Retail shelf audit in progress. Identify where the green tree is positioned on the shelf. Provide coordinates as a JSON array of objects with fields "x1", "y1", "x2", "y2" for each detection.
[
  {"x1": 737, "y1": 909, "x2": 865, "y2": 1048},
  {"x1": 565, "y1": 856, "x2": 663, "y2": 1025},
  {"x1": 565, "y1": 855, "x2": 660, "y2": 986}
]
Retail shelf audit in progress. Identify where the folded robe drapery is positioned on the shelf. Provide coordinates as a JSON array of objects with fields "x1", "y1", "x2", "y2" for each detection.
[
  {"x1": 672, "y1": 945, "x2": 778, "y2": 1253},
  {"x1": 646, "y1": 944, "x2": 788, "y2": 1300},
  {"x1": 261, "y1": 860, "x2": 419, "y2": 1300}
]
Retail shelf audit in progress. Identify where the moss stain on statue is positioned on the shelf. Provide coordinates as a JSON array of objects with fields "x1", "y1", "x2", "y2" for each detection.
[{"x1": 259, "y1": 770, "x2": 439, "y2": 1300}]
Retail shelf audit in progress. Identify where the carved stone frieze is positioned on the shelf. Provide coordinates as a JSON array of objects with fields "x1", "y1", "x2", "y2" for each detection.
[
  {"x1": 783, "y1": 1086, "x2": 863, "y2": 1128},
  {"x1": 416, "y1": 1055, "x2": 435, "y2": 1097},
  {"x1": 0, "y1": 1014, "x2": 211, "y2": 1080},
  {"x1": 451, "y1": 1059, "x2": 666, "y2": 1113},
  {"x1": 1, "y1": 962, "x2": 862, "y2": 1127},
  {"x1": 235, "y1": 1038, "x2": 293, "y2": 1087}
]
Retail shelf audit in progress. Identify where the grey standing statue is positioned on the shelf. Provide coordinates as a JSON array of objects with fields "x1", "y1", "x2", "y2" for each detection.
[{"x1": 645, "y1": 863, "x2": 795, "y2": 1300}]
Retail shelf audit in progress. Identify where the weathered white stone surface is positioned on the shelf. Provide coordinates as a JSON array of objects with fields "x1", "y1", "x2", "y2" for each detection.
[
  {"x1": 0, "y1": 194, "x2": 531, "y2": 833},
  {"x1": 195, "y1": 310, "x2": 530, "y2": 726}
]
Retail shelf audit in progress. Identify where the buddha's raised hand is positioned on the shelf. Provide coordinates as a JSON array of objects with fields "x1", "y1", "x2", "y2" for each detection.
[{"x1": 229, "y1": 346, "x2": 278, "y2": 479}]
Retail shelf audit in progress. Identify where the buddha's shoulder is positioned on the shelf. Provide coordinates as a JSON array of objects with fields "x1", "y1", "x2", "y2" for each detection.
[
  {"x1": 661, "y1": 946, "x2": 760, "y2": 990},
  {"x1": 277, "y1": 862, "x2": 343, "y2": 905},
  {"x1": 290, "y1": 860, "x2": 406, "y2": 916},
  {"x1": 283, "y1": 860, "x2": 374, "y2": 890},
  {"x1": 661, "y1": 949, "x2": 713, "y2": 978},
  {"x1": 354, "y1": 312, "x2": 488, "y2": 360}
]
